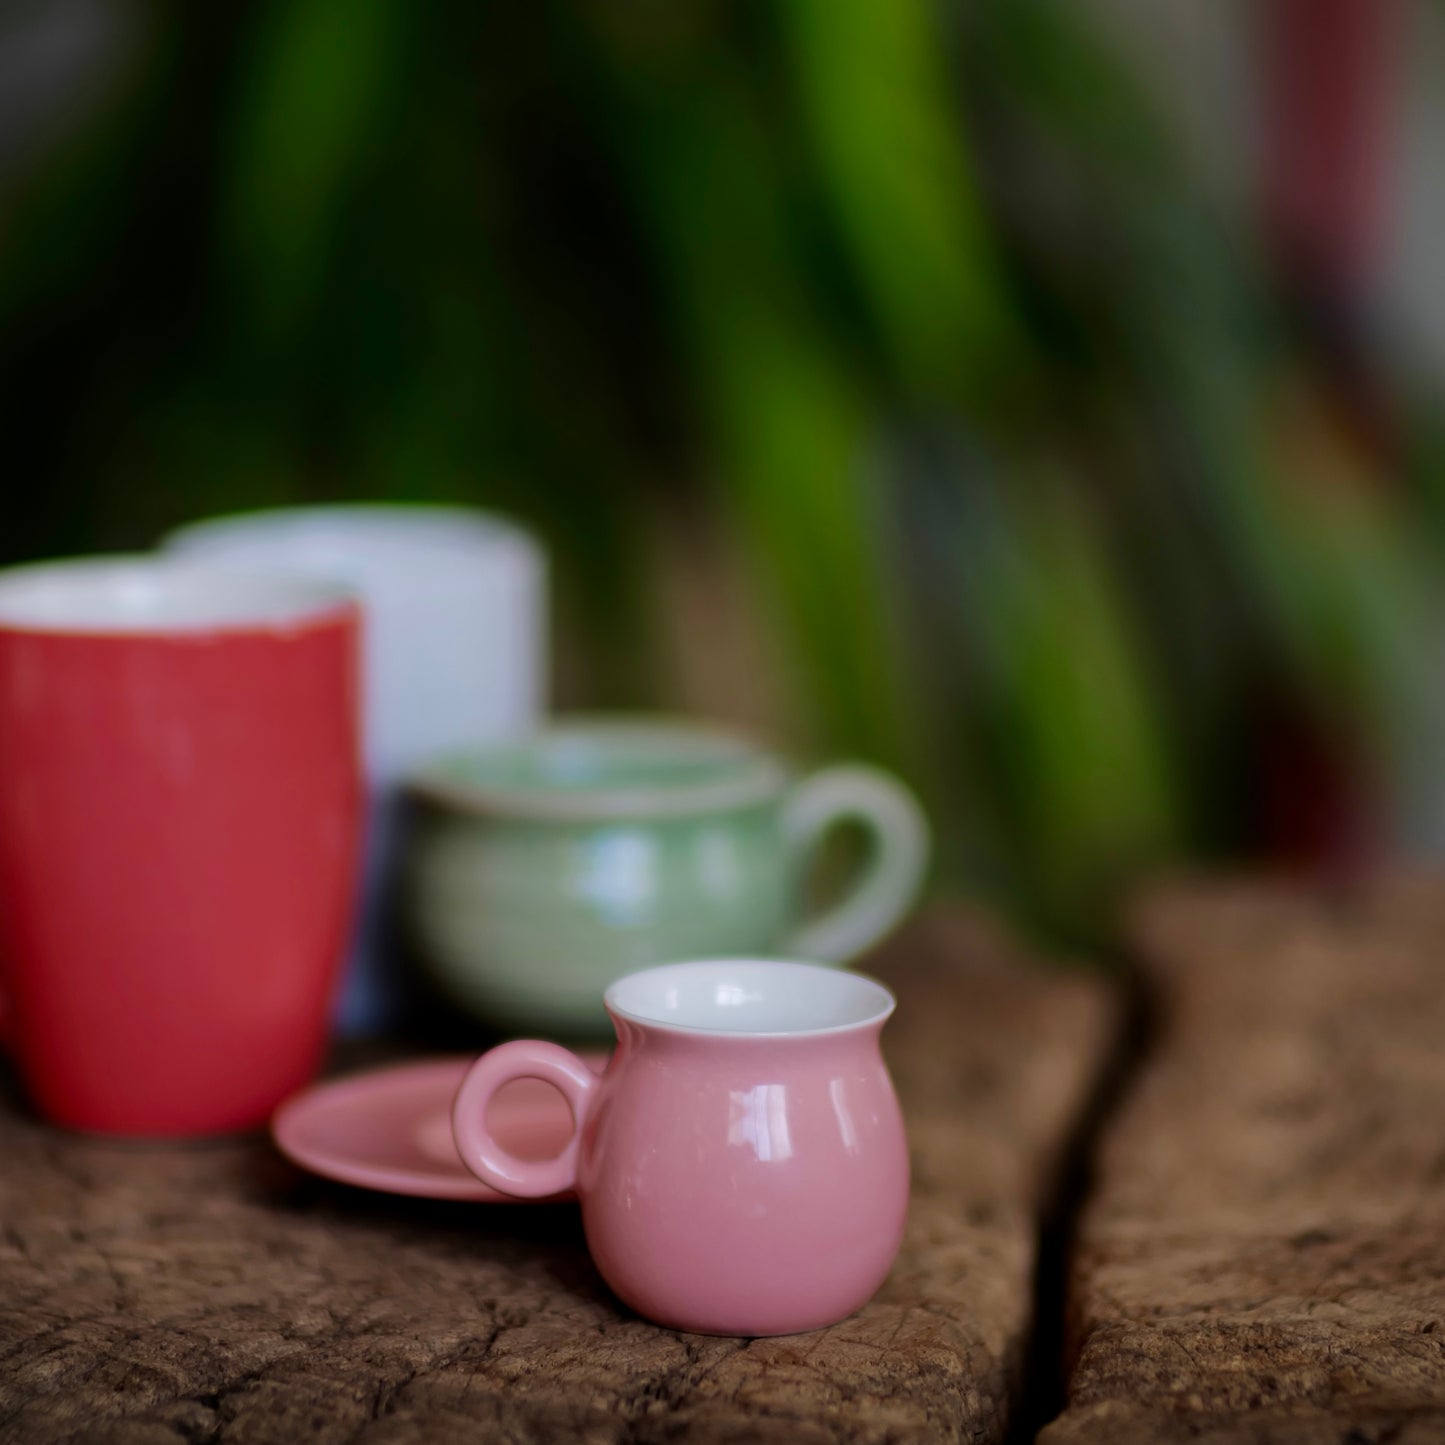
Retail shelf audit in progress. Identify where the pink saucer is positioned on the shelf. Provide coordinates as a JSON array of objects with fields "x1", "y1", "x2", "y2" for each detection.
[{"x1": 272, "y1": 1053, "x2": 609, "y2": 1202}]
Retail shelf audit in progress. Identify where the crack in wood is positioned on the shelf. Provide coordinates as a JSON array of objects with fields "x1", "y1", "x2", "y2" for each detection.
[{"x1": 1041, "y1": 875, "x2": 1445, "y2": 1445}]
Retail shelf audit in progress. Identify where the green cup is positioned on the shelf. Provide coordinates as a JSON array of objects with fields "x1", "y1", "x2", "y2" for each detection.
[{"x1": 404, "y1": 718, "x2": 928, "y2": 1036}]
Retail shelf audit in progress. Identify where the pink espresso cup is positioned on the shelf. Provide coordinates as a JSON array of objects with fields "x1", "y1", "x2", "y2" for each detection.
[{"x1": 452, "y1": 959, "x2": 909, "y2": 1336}]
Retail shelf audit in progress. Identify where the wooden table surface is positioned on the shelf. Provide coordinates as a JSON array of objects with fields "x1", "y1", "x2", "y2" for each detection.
[
  {"x1": 5, "y1": 881, "x2": 1444, "y2": 1444},
  {"x1": 1044, "y1": 875, "x2": 1445, "y2": 1445},
  {"x1": 0, "y1": 911, "x2": 1116, "y2": 1445}
]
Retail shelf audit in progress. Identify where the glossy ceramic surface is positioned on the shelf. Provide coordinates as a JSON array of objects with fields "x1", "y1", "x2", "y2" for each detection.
[
  {"x1": 272, "y1": 1053, "x2": 608, "y2": 1201},
  {"x1": 0, "y1": 558, "x2": 362, "y2": 1136},
  {"x1": 453, "y1": 960, "x2": 910, "y2": 1336},
  {"x1": 165, "y1": 505, "x2": 546, "y2": 1035},
  {"x1": 407, "y1": 720, "x2": 928, "y2": 1036}
]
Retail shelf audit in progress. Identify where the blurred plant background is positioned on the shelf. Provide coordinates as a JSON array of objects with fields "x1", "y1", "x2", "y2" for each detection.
[{"x1": 2, "y1": 0, "x2": 1442, "y2": 947}]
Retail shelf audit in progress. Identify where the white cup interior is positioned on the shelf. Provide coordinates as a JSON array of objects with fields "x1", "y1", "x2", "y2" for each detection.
[
  {"x1": 0, "y1": 558, "x2": 353, "y2": 633},
  {"x1": 605, "y1": 960, "x2": 894, "y2": 1036}
]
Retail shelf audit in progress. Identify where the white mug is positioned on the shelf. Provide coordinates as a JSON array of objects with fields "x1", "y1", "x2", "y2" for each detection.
[{"x1": 164, "y1": 503, "x2": 546, "y2": 1032}]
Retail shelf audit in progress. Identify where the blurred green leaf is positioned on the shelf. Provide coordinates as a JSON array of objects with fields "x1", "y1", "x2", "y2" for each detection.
[
  {"x1": 220, "y1": 0, "x2": 408, "y2": 348},
  {"x1": 941, "y1": 470, "x2": 1180, "y2": 936},
  {"x1": 777, "y1": 0, "x2": 1025, "y2": 404},
  {"x1": 573, "y1": 24, "x2": 925, "y2": 772}
]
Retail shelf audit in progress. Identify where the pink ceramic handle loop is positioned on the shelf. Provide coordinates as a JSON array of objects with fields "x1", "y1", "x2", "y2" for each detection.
[{"x1": 452, "y1": 1040, "x2": 598, "y2": 1199}]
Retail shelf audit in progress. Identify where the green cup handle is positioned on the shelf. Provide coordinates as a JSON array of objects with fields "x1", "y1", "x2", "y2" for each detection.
[{"x1": 781, "y1": 765, "x2": 929, "y2": 964}]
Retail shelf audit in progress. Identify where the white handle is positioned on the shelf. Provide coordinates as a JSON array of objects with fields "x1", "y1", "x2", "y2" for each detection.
[{"x1": 781, "y1": 764, "x2": 929, "y2": 964}]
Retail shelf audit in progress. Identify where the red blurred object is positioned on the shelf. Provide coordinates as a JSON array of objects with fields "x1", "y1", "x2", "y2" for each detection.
[
  {"x1": 1262, "y1": 0, "x2": 1401, "y2": 300},
  {"x1": 0, "y1": 566, "x2": 361, "y2": 1136},
  {"x1": 1255, "y1": 0, "x2": 1402, "y2": 863},
  {"x1": 1251, "y1": 684, "x2": 1384, "y2": 873},
  {"x1": 1261, "y1": 0, "x2": 1404, "y2": 461}
]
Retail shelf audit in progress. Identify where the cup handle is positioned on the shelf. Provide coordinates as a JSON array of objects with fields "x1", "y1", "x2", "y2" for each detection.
[
  {"x1": 781, "y1": 764, "x2": 929, "y2": 964},
  {"x1": 452, "y1": 1040, "x2": 600, "y2": 1199}
]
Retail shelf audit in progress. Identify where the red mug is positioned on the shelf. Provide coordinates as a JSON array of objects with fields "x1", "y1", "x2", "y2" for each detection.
[{"x1": 0, "y1": 558, "x2": 362, "y2": 1135}]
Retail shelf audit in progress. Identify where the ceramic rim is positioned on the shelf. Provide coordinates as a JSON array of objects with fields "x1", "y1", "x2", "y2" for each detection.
[
  {"x1": 0, "y1": 556, "x2": 357, "y2": 637},
  {"x1": 604, "y1": 958, "x2": 896, "y2": 1039},
  {"x1": 406, "y1": 716, "x2": 791, "y2": 821}
]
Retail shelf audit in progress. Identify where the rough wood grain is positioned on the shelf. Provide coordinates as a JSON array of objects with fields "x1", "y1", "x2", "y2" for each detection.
[
  {"x1": 1042, "y1": 874, "x2": 1445, "y2": 1445},
  {"x1": 0, "y1": 910, "x2": 1115, "y2": 1445}
]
